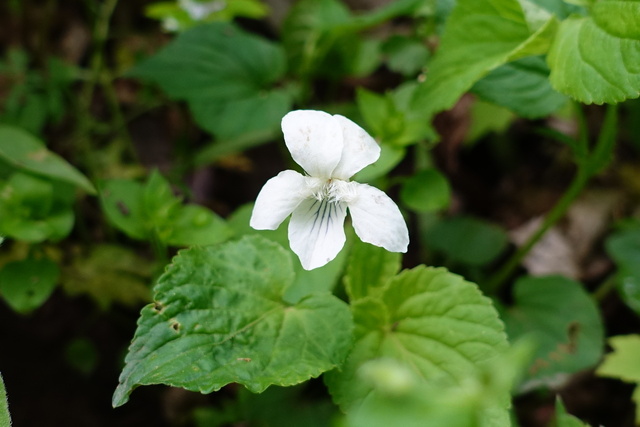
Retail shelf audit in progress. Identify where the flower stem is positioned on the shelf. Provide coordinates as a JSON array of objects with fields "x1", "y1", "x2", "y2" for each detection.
[
  {"x1": 74, "y1": 0, "x2": 119, "y2": 180},
  {"x1": 592, "y1": 273, "x2": 617, "y2": 301},
  {"x1": 485, "y1": 106, "x2": 617, "y2": 294},
  {"x1": 485, "y1": 168, "x2": 590, "y2": 294}
]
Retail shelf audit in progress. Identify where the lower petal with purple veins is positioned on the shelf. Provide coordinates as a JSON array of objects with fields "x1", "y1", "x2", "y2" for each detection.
[{"x1": 288, "y1": 198, "x2": 348, "y2": 270}]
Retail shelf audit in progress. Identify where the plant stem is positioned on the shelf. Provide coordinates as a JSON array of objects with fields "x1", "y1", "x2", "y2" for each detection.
[
  {"x1": 485, "y1": 167, "x2": 591, "y2": 294},
  {"x1": 592, "y1": 273, "x2": 617, "y2": 301},
  {"x1": 100, "y1": 69, "x2": 140, "y2": 163},
  {"x1": 75, "y1": 0, "x2": 119, "y2": 180},
  {"x1": 485, "y1": 106, "x2": 617, "y2": 294}
]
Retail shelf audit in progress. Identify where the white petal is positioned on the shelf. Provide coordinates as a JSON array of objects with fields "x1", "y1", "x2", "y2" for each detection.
[
  {"x1": 282, "y1": 110, "x2": 343, "y2": 178},
  {"x1": 250, "y1": 170, "x2": 310, "y2": 230},
  {"x1": 348, "y1": 183, "x2": 409, "y2": 252},
  {"x1": 289, "y1": 198, "x2": 348, "y2": 270},
  {"x1": 331, "y1": 115, "x2": 380, "y2": 180}
]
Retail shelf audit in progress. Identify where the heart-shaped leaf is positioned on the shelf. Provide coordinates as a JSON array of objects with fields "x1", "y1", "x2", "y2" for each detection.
[
  {"x1": 547, "y1": 2, "x2": 640, "y2": 104},
  {"x1": 130, "y1": 22, "x2": 291, "y2": 139},
  {"x1": 343, "y1": 239, "x2": 400, "y2": 301},
  {"x1": 325, "y1": 266, "x2": 508, "y2": 419},
  {"x1": 502, "y1": 275, "x2": 604, "y2": 389},
  {"x1": 113, "y1": 236, "x2": 353, "y2": 407}
]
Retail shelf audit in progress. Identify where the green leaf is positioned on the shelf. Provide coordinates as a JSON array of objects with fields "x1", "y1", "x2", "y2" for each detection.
[
  {"x1": 547, "y1": 5, "x2": 640, "y2": 104},
  {"x1": 355, "y1": 39, "x2": 384, "y2": 77},
  {"x1": 527, "y1": 0, "x2": 585, "y2": 18},
  {"x1": 227, "y1": 203, "x2": 348, "y2": 304},
  {"x1": 194, "y1": 128, "x2": 281, "y2": 165},
  {"x1": 346, "y1": 341, "x2": 535, "y2": 427},
  {"x1": 357, "y1": 89, "x2": 407, "y2": 145},
  {"x1": 285, "y1": 247, "x2": 349, "y2": 304},
  {"x1": 595, "y1": 335, "x2": 640, "y2": 424},
  {"x1": 606, "y1": 228, "x2": 640, "y2": 315},
  {"x1": 347, "y1": 0, "x2": 425, "y2": 29},
  {"x1": 145, "y1": 3, "x2": 193, "y2": 31},
  {"x1": 130, "y1": 22, "x2": 291, "y2": 139},
  {"x1": 471, "y1": 56, "x2": 568, "y2": 118},
  {"x1": 113, "y1": 236, "x2": 353, "y2": 407},
  {"x1": 189, "y1": 90, "x2": 291, "y2": 141},
  {"x1": 382, "y1": 35, "x2": 430, "y2": 76},
  {"x1": 502, "y1": 276, "x2": 604, "y2": 389},
  {"x1": 0, "y1": 125, "x2": 95, "y2": 194},
  {"x1": 346, "y1": 361, "x2": 478, "y2": 427},
  {"x1": 424, "y1": 216, "x2": 508, "y2": 266},
  {"x1": 353, "y1": 144, "x2": 405, "y2": 183},
  {"x1": 0, "y1": 372, "x2": 10, "y2": 427},
  {"x1": 99, "y1": 179, "x2": 146, "y2": 240},
  {"x1": 465, "y1": 100, "x2": 515, "y2": 144},
  {"x1": 100, "y1": 172, "x2": 231, "y2": 246},
  {"x1": 634, "y1": 386, "x2": 640, "y2": 425},
  {"x1": 412, "y1": 0, "x2": 558, "y2": 118},
  {"x1": 357, "y1": 84, "x2": 435, "y2": 147},
  {"x1": 193, "y1": 385, "x2": 337, "y2": 427},
  {"x1": 0, "y1": 173, "x2": 75, "y2": 242},
  {"x1": 344, "y1": 239, "x2": 401, "y2": 301},
  {"x1": 227, "y1": 203, "x2": 289, "y2": 249},
  {"x1": 596, "y1": 335, "x2": 640, "y2": 382},
  {"x1": 61, "y1": 244, "x2": 152, "y2": 310},
  {"x1": 400, "y1": 169, "x2": 451, "y2": 213},
  {"x1": 282, "y1": 0, "x2": 351, "y2": 77},
  {"x1": 215, "y1": 0, "x2": 270, "y2": 21},
  {"x1": 591, "y1": 0, "x2": 640, "y2": 39},
  {"x1": 554, "y1": 398, "x2": 589, "y2": 427},
  {"x1": 65, "y1": 338, "x2": 99, "y2": 376},
  {"x1": 164, "y1": 205, "x2": 232, "y2": 246},
  {"x1": 325, "y1": 266, "x2": 508, "y2": 415},
  {"x1": 0, "y1": 257, "x2": 59, "y2": 314},
  {"x1": 143, "y1": 169, "x2": 180, "y2": 219},
  {"x1": 282, "y1": 0, "x2": 424, "y2": 78}
]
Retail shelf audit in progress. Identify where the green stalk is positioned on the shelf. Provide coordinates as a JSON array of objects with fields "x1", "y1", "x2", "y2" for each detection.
[
  {"x1": 592, "y1": 273, "x2": 617, "y2": 301},
  {"x1": 75, "y1": 0, "x2": 119, "y2": 180},
  {"x1": 485, "y1": 106, "x2": 617, "y2": 294},
  {"x1": 485, "y1": 168, "x2": 590, "y2": 293},
  {"x1": 100, "y1": 69, "x2": 140, "y2": 164}
]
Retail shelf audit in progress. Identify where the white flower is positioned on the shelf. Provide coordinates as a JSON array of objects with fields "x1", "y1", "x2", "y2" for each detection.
[
  {"x1": 250, "y1": 110, "x2": 409, "y2": 270},
  {"x1": 179, "y1": 0, "x2": 224, "y2": 20}
]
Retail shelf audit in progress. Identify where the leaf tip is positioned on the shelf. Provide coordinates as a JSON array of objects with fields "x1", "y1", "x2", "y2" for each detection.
[{"x1": 111, "y1": 383, "x2": 131, "y2": 408}]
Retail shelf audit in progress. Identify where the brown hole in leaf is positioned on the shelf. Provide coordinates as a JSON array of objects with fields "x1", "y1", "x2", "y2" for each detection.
[
  {"x1": 117, "y1": 201, "x2": 130, "y2": 216},
  {"x1": 566, "y1": 321, "x2": 581, "y2": 353}
]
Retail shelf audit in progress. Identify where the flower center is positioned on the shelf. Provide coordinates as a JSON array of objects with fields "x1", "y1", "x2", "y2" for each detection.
[{"x1": 306, "y1": 177, "x2": 358, "y2": 204}]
